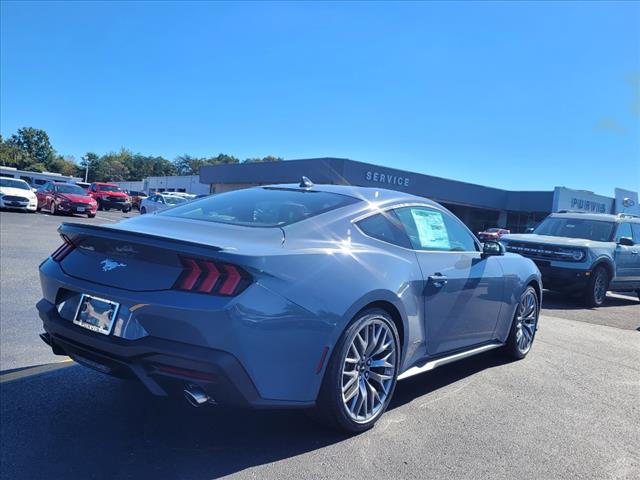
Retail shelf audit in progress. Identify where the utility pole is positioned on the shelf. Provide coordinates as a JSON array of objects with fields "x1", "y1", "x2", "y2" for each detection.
[{"x1": 83, "y1": 155, "x2": 89, "y2": 182}]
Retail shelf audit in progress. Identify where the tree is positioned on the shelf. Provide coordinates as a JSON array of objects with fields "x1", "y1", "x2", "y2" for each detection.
[
  {"x1": 89, "y1": 149, "x2": 131, "y2": 182},
  {"x1": 7, "y1": 127, "x2": 55, "y2": 166},
  {"x1": 243, "y1": 156, "x2": 283, "y2": 163},
  {"x1": 0, "y1": 135, "x2": 32, "y2": 168},
  {"x1": 174, "y1": 153, "x2": 240, "y2": 175}
]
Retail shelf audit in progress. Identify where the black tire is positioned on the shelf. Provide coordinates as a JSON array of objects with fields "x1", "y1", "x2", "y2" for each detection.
[
  {"x1": 87, "y1": 213, "x2": 96, "y2": 218},
  {"x1": 503, "y1": 286, "x2": 539, "y2": 360},
  {"x1": 97, "y1": 200, "x2": 103, "y2": 211},
  {"x1": 140, "y1": 207, "x2": 147, "y2": 215},
  {"x1": 584, "y1": 266, "x2": 609, "y2": 307},
  {"x1": 51, "y1": 202, "x2": 58, "y2": 215},
  {"x1": 636, "y1": 290, "x2": 640, "y2": 301},
  {"x1": 312, "y1": 308, "x2": 400, "y2": 433}
]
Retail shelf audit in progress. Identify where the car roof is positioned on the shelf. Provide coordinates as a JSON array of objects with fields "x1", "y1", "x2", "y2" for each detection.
[
  {"x1": 550, "y1": 212, "x2": 640, "y2": 223},
  {"x1": 264, "y1": 183, "x2": 442, "y2": 207}
]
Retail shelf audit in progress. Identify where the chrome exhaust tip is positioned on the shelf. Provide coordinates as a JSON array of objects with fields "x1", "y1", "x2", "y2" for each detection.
[{"x1": 183, "y1": 385, "x2": 211, "y2": 407}]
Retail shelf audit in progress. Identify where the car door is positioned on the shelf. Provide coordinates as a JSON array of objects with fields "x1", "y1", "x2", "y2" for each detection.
[
  {"x1": 144, "y1": 195, "x2": 156, "y2": 212},
  {"x1": 155, "y1": 196, "x2": 166, "y2": 212},
  {"x1": 395, "y1": 206, "x2": 505, "y2": 355},
  {"x1": 613, "y1": 222, "x2": 639, "y2": 283},
  {"x1": 36, "y1": 182, "x2": 49, "y2": 208}
]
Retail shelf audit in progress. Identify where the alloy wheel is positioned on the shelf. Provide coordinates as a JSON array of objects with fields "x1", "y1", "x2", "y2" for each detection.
[
  {"x1": 593, "y1": 269, "x2": 607, "y2": 305},
  {"x1": 341, "y1": 317, "x2": 396, "y2": 424},
  {"x1": 514, "y1": 289, "x2": 538, "y2": 355}
]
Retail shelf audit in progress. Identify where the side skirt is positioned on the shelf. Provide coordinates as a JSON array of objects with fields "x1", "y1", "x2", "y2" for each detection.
[{"x1": 397, "y1": 342, "x2": 503, "y2": 381}]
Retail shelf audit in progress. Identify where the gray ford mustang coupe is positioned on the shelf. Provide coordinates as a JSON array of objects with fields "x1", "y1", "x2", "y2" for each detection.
[{"x1": 37, "y1": 180, "x2": 541, "y2": 432}]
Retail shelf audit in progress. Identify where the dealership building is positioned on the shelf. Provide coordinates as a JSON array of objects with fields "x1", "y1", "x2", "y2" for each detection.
[{"x1": 199, "y1": 158, "x2": 639, "y2": 234}]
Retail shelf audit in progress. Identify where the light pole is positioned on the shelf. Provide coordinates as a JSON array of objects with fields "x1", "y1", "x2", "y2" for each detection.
[{"x1": 83, "y1": 155, "x2": 89, "y2": 182}]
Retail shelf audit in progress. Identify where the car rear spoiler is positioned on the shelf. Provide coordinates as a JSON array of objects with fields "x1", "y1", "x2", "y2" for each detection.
[{"x1": 58, "y1": 222, "x2": 223, "y2": 254}]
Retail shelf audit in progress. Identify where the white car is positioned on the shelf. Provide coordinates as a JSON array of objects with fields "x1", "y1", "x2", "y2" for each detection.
[
  {"x1": 169, "y1": 192, "x2": 197, "y2": 199},
  {"x1": 139, "y1": 193, "x2": 187, "y2": 214},
  {"x1": 0, "y1": 178, "x2": 38, "y2": 212}
]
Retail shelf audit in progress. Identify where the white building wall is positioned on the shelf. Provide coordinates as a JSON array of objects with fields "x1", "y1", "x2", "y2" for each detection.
[{"x1": 113, "y1": 175, "x2": 209, "y2": 195}]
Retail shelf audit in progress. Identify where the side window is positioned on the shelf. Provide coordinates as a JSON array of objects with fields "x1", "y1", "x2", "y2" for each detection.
[
  {"x1": 631, "y1": 224, "x2": 640, "y2": 244},
  {"x1": 356, "y1": 211, "x2": 411, "y2": 249},
  {"x1": 395, "y1": 207, "x2": 478, "y2": 252},
  {"x1": 615, "y1": 223, "x2": 633, "y2": 243},
  {"x1": 90, "y1": 184, "x2": 97, "y2": 192}
]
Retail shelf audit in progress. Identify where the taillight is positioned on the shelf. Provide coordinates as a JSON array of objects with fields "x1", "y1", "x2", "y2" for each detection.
[
  {"x1": 51, "y1": 235, "x2": 75, "y2": 262},
  {"x1": 174, "y1": 256, "x2": 251, "y2": 296}
]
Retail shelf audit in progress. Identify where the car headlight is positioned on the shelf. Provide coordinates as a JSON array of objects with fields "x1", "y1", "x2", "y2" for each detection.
[{"x1": 558, "y1": 248, "x2": 585, "y2": 261}]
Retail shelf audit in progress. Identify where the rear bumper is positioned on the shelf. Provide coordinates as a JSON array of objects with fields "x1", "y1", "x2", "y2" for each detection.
[{"x1": 37, "y1": 298, "x2": 310, "y2": 408}]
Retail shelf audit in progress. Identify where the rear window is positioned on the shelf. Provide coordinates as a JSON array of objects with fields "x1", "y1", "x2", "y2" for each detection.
[{"x1": 161, "y1": 187, "x2": 360, "y2": 227}]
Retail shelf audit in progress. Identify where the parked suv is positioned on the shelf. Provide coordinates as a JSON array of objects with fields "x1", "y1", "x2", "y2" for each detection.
[
  {"x1": 501, "y1": 212, "x2": 640, "y2": 306},
  {"x1": 89, "y1": 182, "x2": 132, "y2": 212}
]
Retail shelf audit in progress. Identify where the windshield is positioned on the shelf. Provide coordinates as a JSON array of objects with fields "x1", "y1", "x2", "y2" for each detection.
[
  {"x1": 164, "y1": 196, "x2": 187, "y2": 205},
  {"x1": 533, "y1": 217, "x2": 615, "y2": 242},
  {"x1": 162, "y1": 187, "x2": 360, "y2": 227},
  {"x1": 55, "y1": 184, "x2": 87, "y2": 195},
  {"x1": 0, "y1": 178, "x2": 31, "y2": 190},
  {"x1": 98, "y1": 185, "x2": 122, "y2": 192}
]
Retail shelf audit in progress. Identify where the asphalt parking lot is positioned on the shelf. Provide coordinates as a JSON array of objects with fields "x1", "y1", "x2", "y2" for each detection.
[{"x1": 1, "y1": 209, "x2": 639, "y2": 480}]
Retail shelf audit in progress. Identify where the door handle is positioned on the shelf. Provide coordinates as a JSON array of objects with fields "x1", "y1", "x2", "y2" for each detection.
[
  {"x1": 632, "y1": 251, "x2": 639, "y2": 255},
  {"x1": 428, "y1": 274, "x2": 448, "y2": 287}
]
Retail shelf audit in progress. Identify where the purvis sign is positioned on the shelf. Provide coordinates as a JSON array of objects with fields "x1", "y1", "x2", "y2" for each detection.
[{"x1": 552, "y1": 187, "x2": 613, "y2": 214}]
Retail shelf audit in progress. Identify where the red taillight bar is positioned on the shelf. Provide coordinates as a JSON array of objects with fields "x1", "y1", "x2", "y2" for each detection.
[
  {"x1": 175, "y1": 256, "x2": 250, "y2": 296},
  {"x1": 51, "y1": 235, "x2": 75, "y2": 262}
]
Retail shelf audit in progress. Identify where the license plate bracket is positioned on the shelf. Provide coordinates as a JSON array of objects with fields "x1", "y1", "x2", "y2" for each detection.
[{"x1": 73, "y1": 294, "x2": 120, "y2": 335}]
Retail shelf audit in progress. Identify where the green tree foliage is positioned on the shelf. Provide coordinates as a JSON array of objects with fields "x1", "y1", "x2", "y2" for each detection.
[
  {"x1": 2, "y1": 127, "x2": 281, "y2": 182},
  {"x1": 243, "y1": 156, "x2": 283, "y2": 163},
  {"x1": 7, "y1": 127, "x2": 55, "y2": 165},
  {"x1": 174, "y1": 153, "x2": 240, "y2": 175}
]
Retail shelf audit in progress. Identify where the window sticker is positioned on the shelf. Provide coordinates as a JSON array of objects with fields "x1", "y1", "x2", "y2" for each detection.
[{"x1": 411, "y1": 209, "x2": 450, "y2": 250}]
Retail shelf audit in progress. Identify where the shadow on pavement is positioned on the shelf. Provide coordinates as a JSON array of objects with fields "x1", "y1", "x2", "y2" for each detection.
[
  {"x1": 542, "y1": 290, "x2": 638, "y2": 311},
  {"x1": 0, "y1": 350, "x2": 507, "y2": 480}
]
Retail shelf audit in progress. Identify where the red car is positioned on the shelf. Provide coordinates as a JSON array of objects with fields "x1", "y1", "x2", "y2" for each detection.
[
  {"x1": 36, "y1": 181, "x2": 98, "y2": 217},
  {"x1": 478, "y1": 227, "x2": 510, "y2": 241},
  {"x1": 89, "y1": 182, "x2": 132, "y2": 212}
]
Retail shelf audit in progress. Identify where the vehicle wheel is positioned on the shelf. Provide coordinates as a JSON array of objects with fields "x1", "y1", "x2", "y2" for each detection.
[
  {"x1": 87, "y1": 212, "x2": 96, "y2": 218},
  {"x1": 313, "y1": 308, "x2": 400, "y2": 433},
  {"x1": 51, "y1": 202, "x2": 58, "y2": 215},
  {"x1": 636, "y1": 290, "x2": 640, "y2": 301},
  {"x1": 97, "y1": 200, "x2": 103, "y2": 211},
  {"x1": 584, "y1": 266, "x2": 609, "y2": 307},
  {"x1": 36, "y1": 206, "x2": 41, "y2": 212},
  {"x1": 503, "y1": 286, "x2": 539, "y2": 360},
  {"x1": 140, "y1": 207, "x2": 147, "y2": 214}
]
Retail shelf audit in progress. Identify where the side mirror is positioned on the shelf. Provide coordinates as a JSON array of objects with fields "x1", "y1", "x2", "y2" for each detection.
[
  {"x1": 618, "y1": 237, "x2": 634, "y2": 247},
  {"x1": 482, "y1": 241, "x2": 505, "y2": 258}
]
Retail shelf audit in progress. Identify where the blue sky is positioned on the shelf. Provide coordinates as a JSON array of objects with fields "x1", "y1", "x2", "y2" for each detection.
[{"x1": 1, "y1": 1, "x2": 638, "y2": 195}]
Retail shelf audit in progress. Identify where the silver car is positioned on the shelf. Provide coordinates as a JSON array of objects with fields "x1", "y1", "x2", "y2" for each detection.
[
  {"x1": 37, "y1": 180, "x2": 542, "y2": 432},
  {"x1": 139, "y1": 193, "x2": 187, "y2": 214}
]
